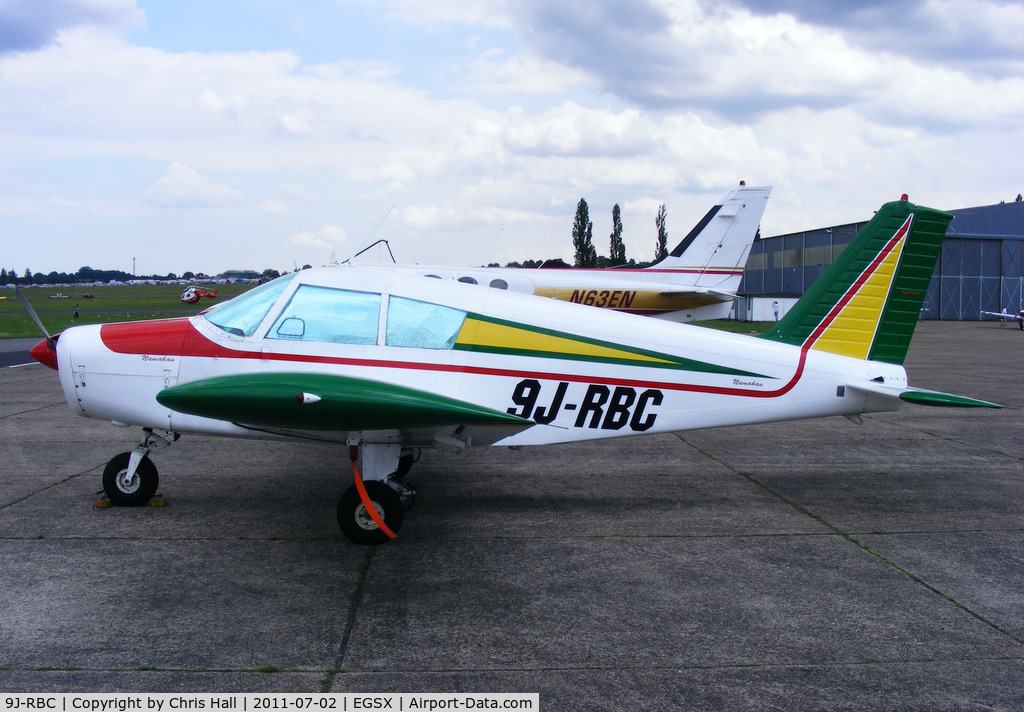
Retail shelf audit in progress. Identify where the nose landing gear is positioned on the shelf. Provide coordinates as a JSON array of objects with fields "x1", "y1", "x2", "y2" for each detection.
[{"x1": 101, "y1": 428, "x2": 179, "y2": 507}]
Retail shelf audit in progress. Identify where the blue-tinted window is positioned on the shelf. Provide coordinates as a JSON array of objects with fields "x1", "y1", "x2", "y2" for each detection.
[
  {"x1": 267, "y1": 285, "x2": 380, "y2": 345},
  {"x1": 386, "y1": 296, "x2": 466, "y2": 349},
  {"x1": 204, "y1": 273, "x2": 296, "y2": 336}
]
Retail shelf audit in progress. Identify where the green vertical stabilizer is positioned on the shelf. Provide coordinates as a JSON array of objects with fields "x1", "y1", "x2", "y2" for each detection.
[{"x1": 759, "y1": 198, "x2": 952, "y2": 365}]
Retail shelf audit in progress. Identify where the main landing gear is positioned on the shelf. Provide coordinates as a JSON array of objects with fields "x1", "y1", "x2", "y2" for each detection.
[
  {"x1": 336, "y1": 442, "x2": 418, "y2": 545},
  {"x1": 101, "y1": 428, "x2": 178, "y2": 506}
]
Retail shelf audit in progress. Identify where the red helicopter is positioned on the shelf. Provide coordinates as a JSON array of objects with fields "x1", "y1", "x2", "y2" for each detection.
[{"x1": 180, "y1": 286, "x2": 218, "y2": 304}]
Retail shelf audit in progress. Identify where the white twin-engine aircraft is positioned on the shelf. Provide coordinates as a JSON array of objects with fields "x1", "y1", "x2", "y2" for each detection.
[
  {"x1": 355, "y1": 183, "x2": 771, "y2": 322},
  {"x1": 29, "y1": 196, "x2": 997, "y2": 544}
]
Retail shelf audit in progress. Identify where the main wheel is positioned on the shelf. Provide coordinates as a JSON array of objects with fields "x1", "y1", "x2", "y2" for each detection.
[
  {"x1": 102, "y1": 452, "x2": 159, "y2": 506},
  {"x1": 337, "y1": 482, "x2": 404, "y2": 545}
]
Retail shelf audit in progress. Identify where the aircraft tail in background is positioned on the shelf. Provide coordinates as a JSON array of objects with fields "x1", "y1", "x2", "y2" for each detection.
[{"x1": 648, "y1": 183, "x2": 771, "y2": 293}]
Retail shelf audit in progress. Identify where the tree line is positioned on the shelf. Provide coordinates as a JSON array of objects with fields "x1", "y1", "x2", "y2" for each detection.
[
  {"x1": 1, "y1": 266, "x2": 282, "y2": 286},
  {"x1": 570, "y1": 198, "x2": 668, "y2": 268}
]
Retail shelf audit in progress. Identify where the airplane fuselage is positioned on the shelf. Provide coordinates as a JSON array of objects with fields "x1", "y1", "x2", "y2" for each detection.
[
  {"x1": 360, "y1": 264, "x2": 743, "y2": 320},
  {"x1": 53, "y1": 265, "x2": 906, "y2": 450}
]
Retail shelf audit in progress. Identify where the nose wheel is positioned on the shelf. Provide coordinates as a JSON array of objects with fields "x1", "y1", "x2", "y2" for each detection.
[
  {"x1": 99, "y1": 428, "x2": 177, "y2": 507},
  {"x1": 102, "y1": 452, "x2": 159, "y2": 506}
]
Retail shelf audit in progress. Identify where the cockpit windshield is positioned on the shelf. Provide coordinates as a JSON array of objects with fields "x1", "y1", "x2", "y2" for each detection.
[{"x1": 203, "y1": 273, "x2": 296, "y2": 336}]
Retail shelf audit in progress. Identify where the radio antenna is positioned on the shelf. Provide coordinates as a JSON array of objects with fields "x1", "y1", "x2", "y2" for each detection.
[
  {"x1": 461, "y1": 226, "x2": 504, "y2": 268},
  {"x1": 343, "y1": 205, "x2": 395, "y2": 263}
]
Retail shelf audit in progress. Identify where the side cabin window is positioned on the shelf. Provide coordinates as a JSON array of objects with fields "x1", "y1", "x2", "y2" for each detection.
[
  {"x1": 267, "y1": 285, "x2": 381, "y2": 345},
  {"x1": 386, "y1": 296, "x2": 466, "y2": 349}
]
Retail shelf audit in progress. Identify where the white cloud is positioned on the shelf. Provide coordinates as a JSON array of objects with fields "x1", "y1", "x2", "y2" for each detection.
[
  {"x1": 277, "y1": 113, "x2": 312, "y2": 136},
  {"x1": 259, "y1": 199, "x2": 287, "y2": 214},
  {"x1": 287, "y1": 225, "x2": 348, "y2": 250},
  {"x1": 143, "y1": 163, "x2": 247, "y2": 208}
]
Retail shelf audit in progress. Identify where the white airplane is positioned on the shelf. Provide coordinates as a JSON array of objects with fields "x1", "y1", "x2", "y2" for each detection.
[
  {"x1": 980, "y1": 309, "x2": 1024, "y2": 329},
  {"x1": 27, "y1": 195, "x2": 997, "y2": 544},
  {"x1": 354, "y1": 183, "x2": 771, "y2": 322}
]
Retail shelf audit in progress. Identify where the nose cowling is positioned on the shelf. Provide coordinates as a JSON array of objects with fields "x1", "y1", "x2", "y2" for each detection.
[{"x1": 30, "y1": 337, "x2": 59, "y2": 370}]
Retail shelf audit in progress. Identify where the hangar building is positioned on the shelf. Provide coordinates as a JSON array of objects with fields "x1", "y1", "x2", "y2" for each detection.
[{"x1": 739, "y1": 198, "x2": 1024, "y2": 320}]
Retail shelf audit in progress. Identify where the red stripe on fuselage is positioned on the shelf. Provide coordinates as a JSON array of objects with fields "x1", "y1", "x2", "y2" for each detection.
[{"x1": 100, "y1": 317, "x2": 806, "y2": 400}]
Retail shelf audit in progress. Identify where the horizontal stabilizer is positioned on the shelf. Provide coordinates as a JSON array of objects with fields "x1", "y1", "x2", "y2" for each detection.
[
  {"x1": 157, "y1": 372, "x2": 533, "y2": 430},
  {"x1": 658, "y1": 288, "x2": 739, "y2": 302},
  {"x1": 847, "y1": 381, "x2": 1000, "y2": 408}
]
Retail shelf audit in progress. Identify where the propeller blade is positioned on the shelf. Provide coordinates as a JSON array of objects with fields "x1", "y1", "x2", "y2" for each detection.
[{"x1": 14, "y1": 286, "x2": 56, "y2": 350}]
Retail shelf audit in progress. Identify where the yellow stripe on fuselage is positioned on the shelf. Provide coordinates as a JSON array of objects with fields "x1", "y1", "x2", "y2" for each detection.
[
  {"x1": 532, "y1": 287, "x2": 722, "y2": 312},
  {"x1": 455, "y1": 316, "x2": 676, "y2": 365},
  {"x1": 810, "y1": 235, "x2": 906, "y2": 360}
]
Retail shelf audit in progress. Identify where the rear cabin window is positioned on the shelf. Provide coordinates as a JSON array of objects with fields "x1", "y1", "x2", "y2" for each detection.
[
  {"x1": 386, "y1": 296, "x2": 466, "y2": 349},
  {"x1": 267, "y1": 285, "x2": 381, "y2": 345}
]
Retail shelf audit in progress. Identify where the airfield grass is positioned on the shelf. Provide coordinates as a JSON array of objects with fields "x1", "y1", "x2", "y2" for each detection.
[
  {"x1": 0, "y1": 283, "x2": 253, "y2": 339},
  {"x1": 0, "y1": 283, "x2": 774, "y2": 339}
]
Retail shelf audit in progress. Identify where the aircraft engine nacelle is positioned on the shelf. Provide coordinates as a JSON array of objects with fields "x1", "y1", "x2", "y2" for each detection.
[{"x1": 55, "y1": 323, "x2": 181, "y2": 429}]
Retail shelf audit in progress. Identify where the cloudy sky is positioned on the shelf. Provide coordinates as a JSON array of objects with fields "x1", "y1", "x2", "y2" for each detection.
[{"x1": 2, "y1": 0, "x2": 1023, "y2": 277}]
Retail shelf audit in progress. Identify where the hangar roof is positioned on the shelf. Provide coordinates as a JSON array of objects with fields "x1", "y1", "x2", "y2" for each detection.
[{"x1": 946, "y1": 200, "x2": 1024, "y2": 240}]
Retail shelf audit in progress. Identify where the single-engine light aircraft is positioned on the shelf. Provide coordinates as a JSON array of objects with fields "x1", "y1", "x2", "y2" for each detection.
[
  {"x1": 28, "y1": 196, "x2": 997, "y2": 544},
  {"x1": 354, "y1": 183, "x2": 771, "y2": 322},
  {"x1": 980, "y1": 309, "x2": 1024, "y2": 329},
  {"x1": 180, "y1": 286, "x2": 218, "y2": 304}
]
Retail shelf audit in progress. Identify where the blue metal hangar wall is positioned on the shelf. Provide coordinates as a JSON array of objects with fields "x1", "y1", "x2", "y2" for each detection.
[{"x1": 739, "y1": 198, "x2": 1024, "y2": 319}]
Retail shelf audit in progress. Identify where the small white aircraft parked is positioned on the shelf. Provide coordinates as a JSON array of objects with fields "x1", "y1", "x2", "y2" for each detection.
[
  {"x1": 28, "y1": 195, "x2": 997, "y2": 543},
  {"x1": 980, "y1": 309, "x2": 1024, "y2": 329},
  {"x1": 354, "y1": 183, "x2": 771, "y2": 322}
]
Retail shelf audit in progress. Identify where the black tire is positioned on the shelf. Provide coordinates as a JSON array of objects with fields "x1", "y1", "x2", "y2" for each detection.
[
  {"x1": 337, "y1": 482, "x2": 404, "y2": 545},
  {"x1": 102, "y1": 452, "x2": 159, "y2": 506}
]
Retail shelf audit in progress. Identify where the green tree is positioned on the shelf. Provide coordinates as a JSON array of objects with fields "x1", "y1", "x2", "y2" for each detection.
[
  {"x1": 609, "y1": 204, "x2": 626, "y2": 266},
  {"x1": 654, "y1": 204, "x2": 668, "y2": 262},
  {"x1": 572, "y1": 198, "x2": 596, "y2": 267}
]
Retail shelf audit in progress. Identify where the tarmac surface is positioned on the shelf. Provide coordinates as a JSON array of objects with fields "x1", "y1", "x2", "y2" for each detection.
[
  {"x1": 0, "y1": 338, "x2": 42, "y2": 368},
  {"x1": 1, "y1": 321, "x2": 1022, "y2": 709}
]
